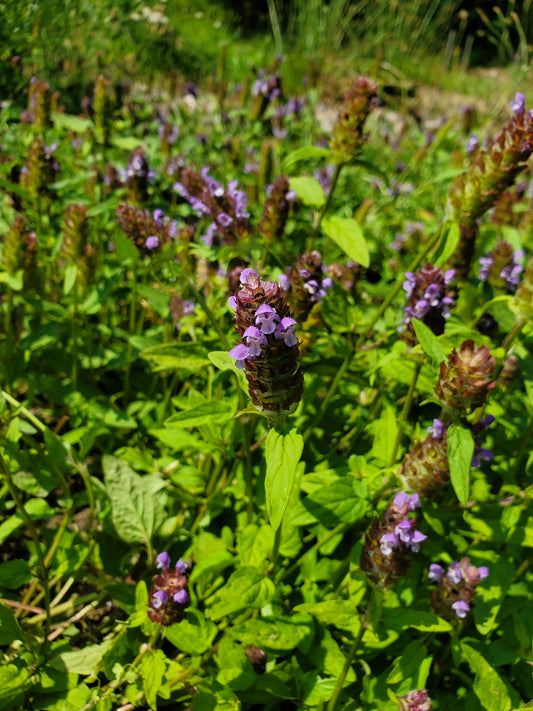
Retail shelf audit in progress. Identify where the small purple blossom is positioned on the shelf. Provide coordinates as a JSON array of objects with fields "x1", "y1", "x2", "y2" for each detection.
[
  {"x1": 173, "y1": 589, "x2": 189, "y2": 604},
  {"x1": 511, "y1": 92, "x2": 525, "y2": 116},
  {"x1": 447, "y1": 563, "x2": 462, "y2": 584},
  {"x1": 175, "y1": 559, "x2": 188, "y2": 573},
  {"x1": 275, "y1": 317, "x2": 298, "y2": 346},
  {"x1": 428, "y1": 563, "x2": 444, "y2": 582},
  {"x1": 156, "y1": 552, "x2": 170, "y2": 571},
  {"x1": 145, "y1": 235, "x2": 159, "y2": 250},
  {"x1": 427, "y1": 419, "x2": 444, "y2": 439},
  {"x1": 152, "y1": 590, "x2": 168, "y2": 609},
  {"x1": 255, "y1": 304, "x2": 280, "y2": 334},
  {"x1": 380, "y1": 532, "x2": 398, "y2": 556},
  {"x1": 452, "y1": 600, "x2": 470, "y2": 618}
]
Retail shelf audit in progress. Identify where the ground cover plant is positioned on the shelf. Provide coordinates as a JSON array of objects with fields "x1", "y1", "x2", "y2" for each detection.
[{"x1": 0, "y1": 52, "x2": 533, "y2": 711}]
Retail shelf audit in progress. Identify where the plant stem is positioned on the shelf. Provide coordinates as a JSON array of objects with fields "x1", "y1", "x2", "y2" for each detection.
[
  {"x1": 266, "y1": 0, "x2": 283, "y2": 54},
  {"x1": 0, "y1": 450, "x2": 51, "y2": 655},
  {"x1": 327, "y1": 593, "x2": 373, "y2": 711},
  {"x1": 313, "y1": 162, "x2": 344, "y2": 234},
  {"x1": 123, "y1": 265, "x2": 137, "y2": 405},
  {"x1": 388, "y1": 359, "x2": 423, "y2": 466}
]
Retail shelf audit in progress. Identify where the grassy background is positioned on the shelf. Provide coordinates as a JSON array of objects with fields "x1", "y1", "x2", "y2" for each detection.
[{"x1": 1, "y1": 0, "x2": 532, "y2": 110}]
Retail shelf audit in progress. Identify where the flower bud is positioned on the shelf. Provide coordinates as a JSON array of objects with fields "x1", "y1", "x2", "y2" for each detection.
[
  {"x1": 259, "y1": 175, "x2": 294, "y2": 243},
  {"x1": 435, "y1": 340, "x2": 495, "y2": 411},
  {"x1": 279, "y1": 251, "x2": 333, "y2": 321},
  {"x1": 400, "y1": 263, "x2": 455, "y2": 343},
  {"x1": 397, "y1": 689, "x2": 433, "y2": 711},
  {"x1": 330, "y1": 76, "x2": 378, "y2": 164},
  {"x1": 401, "y1": 426, "x2": 449, "y2": 496},
  {"x1": 3, "y1": 216, "x2": 39, "y2": 291}
]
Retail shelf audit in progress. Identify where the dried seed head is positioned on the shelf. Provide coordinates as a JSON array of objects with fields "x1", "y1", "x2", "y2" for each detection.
[{"x1": 330, "y1": 76, "x2": 379, "y2": 164}]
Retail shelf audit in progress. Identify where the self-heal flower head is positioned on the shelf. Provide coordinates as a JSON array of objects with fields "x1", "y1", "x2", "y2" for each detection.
[
  {"x1": 280, "y1": 251, "x2": 333, "y2": 321},
  {"x1": 398, "y1": 689, "x2": 433, "y2": 711},
  {"x1": 148, "y1": 553, "x2": 190, "y2": 626},
  {"x1": 401, "y1": 263, "x2": 455, "y2": 344},
  {"x1": 429, "y1": 557, "x2": 489, "y2": 622},
  {"x1": 361, "y1": 492, "x2": 426, "y2": 586},
  {"x1": 229, "y1": 270, "x2": 303, "y2": 419},
  {"x1": 478, "y1": 241, "x2": 525, "y2": 293}
]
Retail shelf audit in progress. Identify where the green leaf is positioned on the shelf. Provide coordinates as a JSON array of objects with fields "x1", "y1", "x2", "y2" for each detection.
[
  {"x1": 384, "y1": 609, "x2": 452, "y2": 633},
  {"x1": 447, "y1": 424, "x2": 474, "y2": 505},
  {"x1": 229, "y1": 614, "x2": 314, "y2": 653},
  {"x1": 0, "y1": 664, "x2": 29, "y2": 706},
  {"x1": 461, "y1": 643, "x2": 512, "y2": 711},
  {"x1": 294, "y1": 599, "x2": 360, "y2": 635},
  {"x1": 265, "y1": 428, "x2": 304, "y2": 531},
  {"x1": 166, "y1": 610, "x2": 218, "y2": 655},
  {"x1": 0, "y1": 270, "x2": 23, "y2": 291},
  {"x1": 412, "y1": 319, "x2": 448, "y2": 365},
  {"x1": 111, "y1": 135, "x2": 144, "y2": 150},
  {"x1": 299, "y1": 478, "x2": 368, "y2": 527},
  {"x1": 432, "y1": 221, "x2": 460, "y2": 266},
  {"x1": 102, "y1": 455, "x2": 165, "y2": 545},
  {"x1": 0, "y1": 560, "x2": 32, "y2": 589},
  {"x1": 283, "y1": 146, "x2": 331, "y2": 170},
  {"x1": 52, "y1": 111, "x2": 93, "y2": 133},
  {"x1": 166, "y1": 401, "x2": 235, "y2": 428},
  {"x1": 206, "y1": 567, "x2": 276, "y2": 620},
  {"x1": 289, "y1": 176, "x2": 326, "y2": 208},
  {"x1": 0, "y1": 603, "x2": 24, "y2": 644},
  {"x1": 322, "y1": 215, "x2": 369, "y2": 267},
  {"x1": 142, "y1": 649, "x2": 166, "y2": 710},
  {"x1": 141, "y1": 343, "x2": 210, "y2": 372},
  {"x1": 49, "y1": 639, "x2": 114, "y2": 675},
  {"x1": 386, "y1": 640, "x2": 428, "y2": 684},
  {"x1": 63, "y1": 264, "x2": 78, "y2": 296},
  {"x1": 208, "y1": 351, "x2": 248, "y2": 394},
  {"x1": 369, "y1": 403, "x2": 399, "y2": 466}
]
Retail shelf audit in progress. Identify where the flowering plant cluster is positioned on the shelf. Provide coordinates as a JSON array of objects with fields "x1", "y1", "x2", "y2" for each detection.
[{"x1": 0, "y1": 61, "x2": 531, "y2": 711}]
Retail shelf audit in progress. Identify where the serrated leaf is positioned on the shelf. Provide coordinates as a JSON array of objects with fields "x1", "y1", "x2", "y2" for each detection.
[
  {"x1": 412, "y1": 319, "x2": 448, "y2": 364},
  {"x1": 142, "y1": 649, "x2": 166, "y2": 709},
  {"x1": 265, "y1": 428, "x2": 304, "y2": 531},
  {"x1": 165, "y1": 610, "x2": 218, "y2": 654},
  {"x1": 102, "y1": 455, "x2": 165, "y2": 545},
  {"x1": 49, "y1": 639, "x2": 114, "y2": 675},
  {"x1": 289, "y1": 176, "x2": 326, "y2": 207},
  {"x1": 447, "y1": 424, "x2": 474, "y2": 505},
  {"x1": 322, "y1": 215, "x2": 369, "y2": 267},
  {"x1": 206, "y1": 567, "x2": 276, "y2": 620},
  {"x1": 461, "y1": 643, "x2": 511, "y2": 711}
]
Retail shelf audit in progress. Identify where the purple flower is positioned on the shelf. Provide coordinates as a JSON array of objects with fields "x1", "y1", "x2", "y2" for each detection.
[
  {"x1": 175, "y1": 559, "x2": 188, "y2": 573},
  {"x1": 511, "y1": 92, "x2": 525, "y2": 116},
  {"x1": 409, "y1": 530, "x2": 427, "y2": 552},
  {"x1": 229, "y1": 342, "x2": 252, "y2": 369},
  {"x1": 255, "y1": 304, "x2": 280, "y2": 334},
  {"x1": 465, "y1": 133, "x2": 480, "y2": 154},
  {"x1": 424, "y1": 283, "x2": 441, "y2": 306},
  {"x1": 428, "y1": 563, "x2": 444, "y2": 582},
  {"x1": 403, "y1": 272, "x2": 416, "y2": 295},
  {"x1": 145, "y1": 235, "x2": 159, "y2": 250},
  {"x1": 452, "y1": 600, "x2": 470, "y2": 618},
  {"x1": 380, "y1": 532, "x2": 398, "y2": 556},
  {"x1": 427, "y1": 418, "x2": 444, "y2": 439},
  {"x1": 478, "y1": 566, "x2": 489, "y2": 579},
  {"x1": 243, "y1": 326, "x2": 268, "y2": 356},
  {"x1": 447, "y1": 562, "x2": 462, "y2": 584},
  {"x1": 173, "y1": 589, "x2": 189, "y2": 604},
  {"x1": 240, "y1": 268, "x2": 259, "y2": 285},
  {"x1": 275, "y1": 317, "x2": 298, "y2": 347},
  {"x1": 156, "y1": 552, "x2": 170, "y2": 571},
  {"x1": 152, "y1": 590, "x2": 168, "y2": 609}
]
